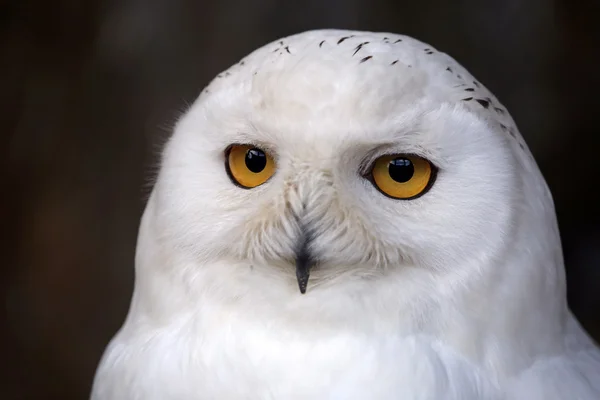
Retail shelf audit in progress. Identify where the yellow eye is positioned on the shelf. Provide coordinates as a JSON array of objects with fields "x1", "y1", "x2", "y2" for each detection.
[
  {"x1": 370, "y1": 154, "x2": 434, "y2": 199},
  {"x1": 226, "y1": 144, "x2": 276, "y2": 188}
]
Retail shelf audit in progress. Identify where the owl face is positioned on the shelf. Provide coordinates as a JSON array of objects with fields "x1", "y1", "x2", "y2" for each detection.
[{"x1": 154, "y1": 41, "x2": 522, "y2": 294}]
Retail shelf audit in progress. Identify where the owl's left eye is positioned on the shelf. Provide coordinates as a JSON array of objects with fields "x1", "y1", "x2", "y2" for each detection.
[
  {"x1": 368, "y1": 154, "x2": 436, "y2": 200},
  {"x1": 225, "y1": 144, "x2": 276, "y2": 188}
]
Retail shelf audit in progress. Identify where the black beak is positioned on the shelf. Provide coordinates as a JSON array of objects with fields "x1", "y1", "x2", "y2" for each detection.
[{"x1": 295, "y1": 235, "x2": 312, "y2": 294}]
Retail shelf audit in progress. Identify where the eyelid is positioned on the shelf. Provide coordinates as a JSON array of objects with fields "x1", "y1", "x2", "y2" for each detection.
[
  {"x1": 360, "y1": 149, "x2": 439, "y2": 177},
  {"x1": 224, "y1": 142, "x2": 279, "y2": 159}
]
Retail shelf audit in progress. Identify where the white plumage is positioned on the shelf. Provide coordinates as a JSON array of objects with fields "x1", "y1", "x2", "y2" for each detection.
[{"x1": 91, "y1": 29, "x2": 600, "y2": 399}]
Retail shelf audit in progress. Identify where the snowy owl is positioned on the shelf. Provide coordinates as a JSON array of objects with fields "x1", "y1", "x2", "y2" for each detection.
[{"x1": 91, "y1": 30, "x2": 600, "y2": 399}]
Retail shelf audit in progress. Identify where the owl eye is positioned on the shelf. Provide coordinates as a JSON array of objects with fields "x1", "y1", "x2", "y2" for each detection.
[
  {"x1": 369, "y1": 154, "x2": 435, "y2": 200},
  {"x1": 225, "y1": 144, "x2": 276, "y2": 188}
]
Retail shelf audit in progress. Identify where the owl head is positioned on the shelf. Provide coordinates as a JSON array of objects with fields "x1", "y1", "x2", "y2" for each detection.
[{"x1": 137, "y1": 31, "x2": 565, "y2": 341}]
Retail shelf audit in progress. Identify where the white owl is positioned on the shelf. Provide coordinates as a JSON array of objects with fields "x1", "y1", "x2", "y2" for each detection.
[{"x1": 91, "y1": 30, "x2": 600, "y2": 399}]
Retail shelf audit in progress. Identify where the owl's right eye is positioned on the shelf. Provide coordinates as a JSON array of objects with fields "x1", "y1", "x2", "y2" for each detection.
[{"x1": 225, "y1": 144, "x2": 276, "y2": 188}]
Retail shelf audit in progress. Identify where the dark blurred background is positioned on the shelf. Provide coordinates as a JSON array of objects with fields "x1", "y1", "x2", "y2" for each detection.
[{"x1": 1, "y1": 0, "x2": 599, "y2": 399}]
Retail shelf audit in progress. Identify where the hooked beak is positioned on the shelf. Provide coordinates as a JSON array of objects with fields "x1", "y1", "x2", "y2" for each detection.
[{"x1": 295, "y1": 234, "x2": 313, "y2": 294}]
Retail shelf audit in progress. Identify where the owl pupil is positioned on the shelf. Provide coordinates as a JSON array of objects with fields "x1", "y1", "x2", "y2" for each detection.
[
  {"x1": 245, "y1": 149, "x2": 267, "y2": 173},
  {"x1": 388, "y1": 158, "x2": 414, "y2": 183}
]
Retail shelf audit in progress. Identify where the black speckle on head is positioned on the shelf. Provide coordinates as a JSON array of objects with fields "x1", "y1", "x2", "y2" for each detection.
[
  {"x1": 217, "y1": 74, "x2": 223, "y2": 79},
  {"x1": 272, "y1": 48, "x2": 280, "y2": 53},
  {"x1": 240, "y1": 61, "x2": 245, "y2": 65},
  {"x1": 494, "y1": 107, "x2": 505, "y2": 115},
  {"x1": 519, "y1": 143, "x2": 525, "y2": 150},
  {"x1": 499, "y1": 123, "x2": 508, "y2": 131},
  {"x1": 337, "y1": 35, "x2": 354, "y2": 44},
  {"x1": 352, "y1": 41, "x2": 369, "y2": 56},
  {"x1": 446, "y1": 67, "x2": 453, "y2": 73},
  {"x1": 359, "y1": 55, "x2": 373, "y2": 63},
  {"x1": 457, "y1": 74, "x2": 462, "y2": 79},
  {"x1": 394, "y1": 39, "x2": 402, "y2": 43},
  {"x1": 476, "y1": 99, "x2": 490, "y2": 109},
  {"x1": 225, "y1": 72, "x2": 231, "y2": 76},
  {"x1": 464, "y1": 88, "x2": 475, "y2": 92},
  {"x1": 383, "y1": 37, "x2": 389, "y2": 41},
  {"x1": 285, "y1": 46, "x2": 291, "y2": 54},
  {"x1": 390, "y1": 60, "x2": 399, "y2": 65},
  {"x1": 408, "y1": 64, "x2": 412, "y2": 68},
  {"x1": 279, "y1": 41, "x2": 284, "y2": 45},
  {"x1": 253, "y1": 71, "x2": 257, "y2": 76},
  {"x1": 426, "y1": 51, "x2": 434, "y2": 55},
  {"x1": 508, "y1": 128, "x2": 517, "y2": 138},
  {"x1": 473, "y1": 80, "x2": 480, "y2": 88},
  {"x1": 462, "y1": 97, "x2": 473, "y2": 101},
  {"x1": 319, "y1": 40, "x2": 325, "y2": 47}
]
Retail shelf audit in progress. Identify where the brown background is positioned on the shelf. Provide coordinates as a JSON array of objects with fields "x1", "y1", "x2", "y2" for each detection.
[{"x1": 1, "y1": 0, "x2": 599, "y2": 399}]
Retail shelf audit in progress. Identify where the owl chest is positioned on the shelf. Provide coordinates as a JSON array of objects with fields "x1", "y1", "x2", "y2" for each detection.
[{"x1": 147, "y1": 319, "x2": 497, "y2": 400}]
